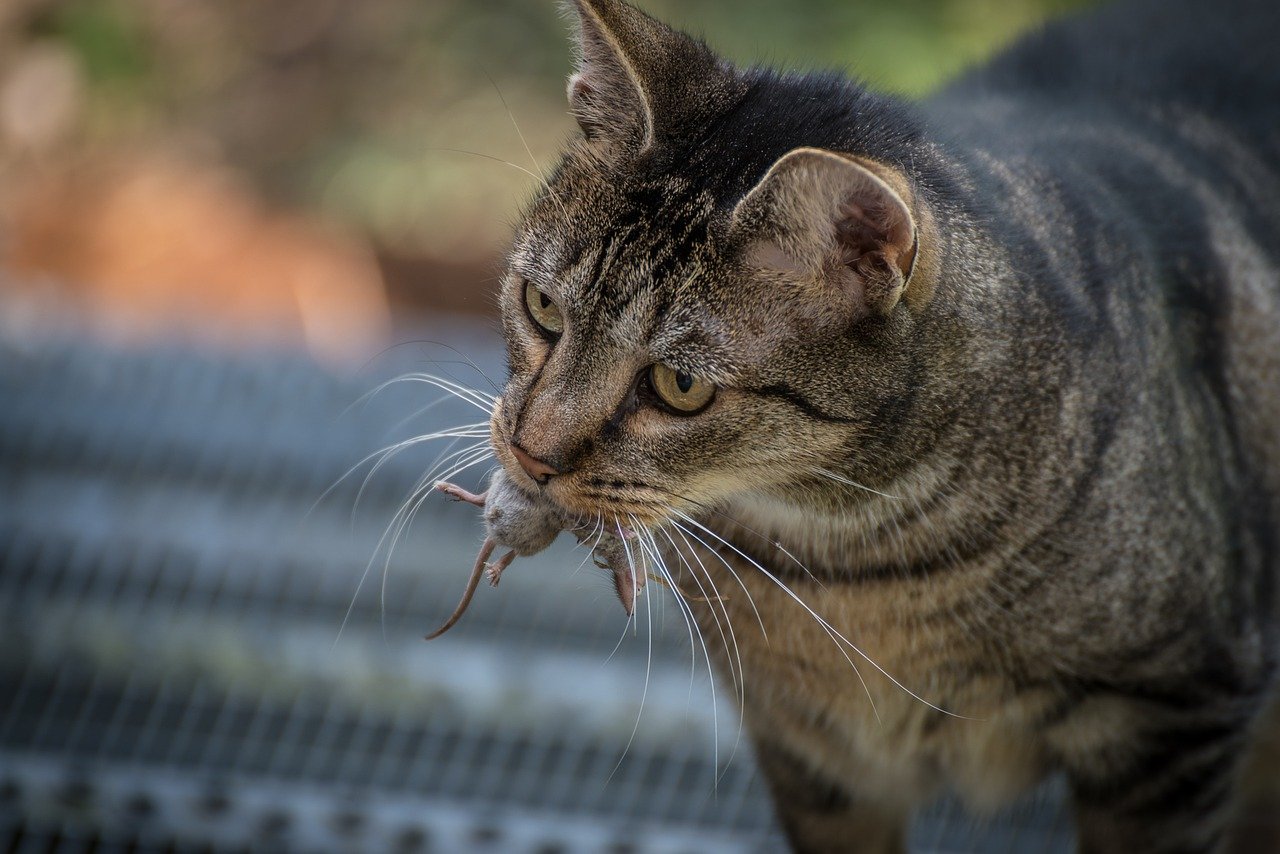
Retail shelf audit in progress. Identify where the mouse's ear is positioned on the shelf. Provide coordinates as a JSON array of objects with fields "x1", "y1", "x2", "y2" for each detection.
[
  {"x1": 731, "y1": 147, "x2": 923, "y2": 318},
  {"x1": 563, "y1": 0, "x2": 733, "y2": 152}
]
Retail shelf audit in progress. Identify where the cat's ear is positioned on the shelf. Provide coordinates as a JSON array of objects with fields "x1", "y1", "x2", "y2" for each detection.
[
  {"x1": 563, "y1": 0, "x2": 726, "y2": 150},
  {"x1": 731, "y1": 147, "x2": 921, "y2": 316}
]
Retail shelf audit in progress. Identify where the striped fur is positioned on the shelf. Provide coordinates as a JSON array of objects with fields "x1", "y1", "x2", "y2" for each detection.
[{"x1": 484, "y1": 1, "x2": 1280, "y2": 850}]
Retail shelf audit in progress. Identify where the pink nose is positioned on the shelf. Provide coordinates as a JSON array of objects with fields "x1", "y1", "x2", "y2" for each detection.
[{"x1": 512, "y1": 444, "x2": 560, "y2": 484}]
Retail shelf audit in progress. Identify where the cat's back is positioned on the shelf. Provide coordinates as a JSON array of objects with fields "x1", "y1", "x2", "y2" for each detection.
[
  {"x1": 934, "y1": 0, "x2": 1280, "y2": 147},
  {"x1": 927, "y1": 0, "x2": 1280, "y2": 201},
  {"x1": 927, "y1": 0, "x2": 1280, "y2": 585}
]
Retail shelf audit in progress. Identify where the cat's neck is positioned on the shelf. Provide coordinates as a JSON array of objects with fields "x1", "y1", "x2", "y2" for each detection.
[{"x1": 717, "y1": 452, "x2": 1006, "y2": 582}]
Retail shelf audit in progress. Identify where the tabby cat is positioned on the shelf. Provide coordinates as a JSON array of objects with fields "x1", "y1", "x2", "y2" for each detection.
[{"x1": 449, "y1": 0, "x2": 1280, "y2": 850}]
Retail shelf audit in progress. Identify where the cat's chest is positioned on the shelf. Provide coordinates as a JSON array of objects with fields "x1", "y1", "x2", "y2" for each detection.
[{"x1": 679, "y1": 537, "x2": 1055, "y2": 808}]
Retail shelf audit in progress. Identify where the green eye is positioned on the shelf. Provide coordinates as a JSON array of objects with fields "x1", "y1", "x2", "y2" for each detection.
[
  {"x1": 524, "y1": 281, "x2": 563, "y2": 334},
  {"x1": 650, "y1": 364, "x2": 715, "y2": 414}
]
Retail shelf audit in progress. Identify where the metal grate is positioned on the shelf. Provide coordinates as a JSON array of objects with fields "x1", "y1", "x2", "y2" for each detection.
[{"x1": 0, "y1": 318, "x2": 1074, "y2": 852}]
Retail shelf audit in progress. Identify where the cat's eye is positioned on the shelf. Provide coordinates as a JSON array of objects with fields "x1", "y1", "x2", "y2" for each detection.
[
  {"x1": 523, "y1": 281, "x2": 563, "y2": 335},
  {"x1": 649, "y1": 364, "x2": 716, "y2": 414}
]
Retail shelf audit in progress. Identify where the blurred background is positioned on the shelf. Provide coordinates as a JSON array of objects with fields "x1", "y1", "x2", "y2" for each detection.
[{"x1": 0, "y1": 1, "x2": 1097, "y2": 851}]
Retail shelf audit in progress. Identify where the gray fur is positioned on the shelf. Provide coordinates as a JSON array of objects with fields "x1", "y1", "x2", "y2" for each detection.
[{"x1": 483, "y1": 469, "x2": 566, "y2": 557}]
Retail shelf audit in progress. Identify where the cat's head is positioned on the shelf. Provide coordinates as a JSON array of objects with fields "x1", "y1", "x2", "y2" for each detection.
[{"x1": 491, "y1": 0, "x2": 944, "y2": 528}]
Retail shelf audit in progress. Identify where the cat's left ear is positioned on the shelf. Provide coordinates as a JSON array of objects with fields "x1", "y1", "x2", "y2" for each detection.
[{"x1": 731, "y1": 147, "x2": 924, "y2": 317}]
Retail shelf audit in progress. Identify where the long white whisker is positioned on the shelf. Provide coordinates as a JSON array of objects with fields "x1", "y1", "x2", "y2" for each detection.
[
  {"x1": 641, "y1": 523, "x2": 723, "y2": 790},
  {"x1": 333, "y1": 444, "x2": 492, "y2": 648},
  {"x1": 674, "y1": 510, "x2": 881, "y2": 723},
  {"x1": 665, "y1": 524, "x2": 753, "y2": 779},
  {"x1": 341, "y1": 351, "x2": 498, "y2": 417},
  {"x1": 485, "y1": 71, "x2": 542, "y2": 185},
  {"x1": 569, "y1": 516, "x2": 608, "y2": 579},
  {"x1": 617, "y1": 519, "x2": 641, "y2": 638},
  {"x1": 359, "y1": 437, "x2": 489, "y2": 534},
  {"x1": 674, "y1": 511, "x2": 978, "y2": 721},
  {"x1": 368, "y1": 370, "x2": 498, "y2": 405},
  {"x1": 701, "y1": 503, "x2": 828, "y2": 591},
  {"x1": 603, "y1": 612, "x2": 634, "y2": 666},
  {"x1": 427, "y1": 146, "x2": 546, "y2": 185},
  {"x1": 632, "y1": 524, "x2": 696, "y2": 692},
  {"x1": 660, "y1": 525, "x2": 745, "y2": 711},
  {"x1": 607, "y1": 524, "x2": 654, "y2": 789},
  {"x1": 379, "y1": 373, "x2": 497, "y2": 413},
  {"x1": 402, "y1": 340, "x2": 503, "y2": 394},
  {"x1": 671, "y1": 520, "x2": 769, "y2": 642},
  {"x1": 427, "y1": 147, "x2": 565, "y2": 219},
  {"x1": 382, "y1": 394, "x2": 484, "y2": 437},
  {"x1": 309, "y1": 424, "x2": 488, "y2": 518},
  {"x1": 379, "y1": 446, "x2": 496, "y2": 639},
  {"x1": 813, "y1": 466, "x2": 903, "y2": 501},
  {"x1": 353, "y1": 434, "x2": 488, "y2": 530}
]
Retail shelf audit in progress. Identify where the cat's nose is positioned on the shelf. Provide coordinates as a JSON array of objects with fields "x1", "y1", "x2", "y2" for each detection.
[{"x1": 511, "y1": 443, "x2": 561, "y2": 485}]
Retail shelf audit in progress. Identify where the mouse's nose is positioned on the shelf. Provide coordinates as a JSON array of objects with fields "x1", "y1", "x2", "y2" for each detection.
[{"x1": 511, "y1": 443, "x2": 560, "y2": 485}]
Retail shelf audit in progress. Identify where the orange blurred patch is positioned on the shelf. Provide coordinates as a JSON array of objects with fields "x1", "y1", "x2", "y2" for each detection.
[{"x1": 6, "y1": 150, "x2": 391, "y2": 366}]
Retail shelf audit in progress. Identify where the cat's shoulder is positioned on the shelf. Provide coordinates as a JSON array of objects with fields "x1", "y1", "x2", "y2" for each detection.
[{"x1": 936, "y1": 0, "x2": 1280, "y2": 120}]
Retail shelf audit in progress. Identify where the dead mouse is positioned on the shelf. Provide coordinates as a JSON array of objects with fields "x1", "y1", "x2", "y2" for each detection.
[{"x1": 426, "y1": 469, "x2": 645, "y2": 638}]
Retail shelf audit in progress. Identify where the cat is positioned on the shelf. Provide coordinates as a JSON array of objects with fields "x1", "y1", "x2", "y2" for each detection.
[{"x1": 442, "y1": 0, "x2": 1280, "y2": 850}]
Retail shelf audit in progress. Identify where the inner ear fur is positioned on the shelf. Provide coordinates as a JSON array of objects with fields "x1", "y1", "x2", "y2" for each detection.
[{"x1": 732, "y1": 147, "x2": 921, "y2": 316}]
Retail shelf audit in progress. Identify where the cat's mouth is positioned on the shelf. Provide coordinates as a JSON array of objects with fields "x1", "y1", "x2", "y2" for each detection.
[{"x1": 488, "y1": 406, "x2": 672, "y2": 530}]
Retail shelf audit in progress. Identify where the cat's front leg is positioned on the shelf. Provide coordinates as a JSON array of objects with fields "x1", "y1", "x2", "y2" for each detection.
[
  {"x1": 1063, "y1": 703, "x2": 1258, "y2": 854},
  {"x1": 753, "y1": 739, "x2": 907, "y2": 854}
]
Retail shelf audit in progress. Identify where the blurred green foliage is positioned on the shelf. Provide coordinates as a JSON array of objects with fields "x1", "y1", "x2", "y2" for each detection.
[
  {"x1": 44, "y1": 0, "x2": 150, "y2": 87},
  {"x1": 648, "y1": 0, "x2": 1096, "y2": 95}
]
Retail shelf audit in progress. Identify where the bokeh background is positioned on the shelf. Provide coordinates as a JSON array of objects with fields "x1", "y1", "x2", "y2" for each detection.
[
  {"x1": 0, "y1": 0, "x2": 1096, "y2": 358},
  {"x1": 0, "y1": 1, "x2": 1104, "y2": 852}
]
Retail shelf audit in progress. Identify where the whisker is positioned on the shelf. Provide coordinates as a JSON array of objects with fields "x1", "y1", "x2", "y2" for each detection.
[
  {"x1": 484, "y1": 70, "x2": 542, "y2": 187},
  {"x1": 426, "y1": 147, "x2": 569, "y2": 221},
  {"x1": 381, "y1": 446, "x2": 496, "y2": 638},
  {"x1": 569, "y1": 516, "x2": 608, "y2": 579},
  {"x1": 379, "y1": 374, "x2": 498, "y2": 411},
  {"x1": 643, "y1": 482, "x2": 828, "y2": 590},
  {"x1": 812, "y1": 466, "x2": 903, "y2": 501},
  {"x1": 671, "y1": 520, "x2": 769, "y2": 643},
  {"x1": 674, "y1": 512, "x2": 980, "y2": 722},
  {"x1": 356, "y1": 340, "x2": 501, "y2": 392},
  {"x1": 616, "y1": 517, "x2": 641, "y2": 637},
  {"x1": 635, "y1": 521, "x2": 722, "y2": 791},
  {"x1": 309, "y1": 424, "x2": 488, "y2": 518},
  {"x1": 665, "y1": 521, "x2": 754, "y2": 778},
  {"x1": 330, "y1": 437, "x2": 488, "y2": 645},
  {"x1": 383, "y1": 394, "x2": 488, "y2": 437},
  {"x1": 659, "y1": 525, "x2": 745, "y2": 710},
  {"x1": 674, "y1": 509, "x2": 882, "y2": 723},
  {"x1": 334, "y1": 444, "x2": 492, "y2": 648},
  {"x1": 606, "y1": 522, "x2": 655, "y2": 790},
  {"x1": 631, "y1": 522, "x2": 695, "y2": 698},
  {"x1": 364, "y1": 340, "x2": 504, "y2": 395},
  {"x1": 378, "y1": 372, "x2": 497, "y2": 412},
  {"x1": 353, "y1": 434, "x2": 489, "y2": 530},
  {"x1": 360, "y1": 438, "x2": 489, "y2": 530},
  {"x1": 603, "y1": 611, "x2": 634, "y2": 666},
  {"x1": 427, "y1": 146, "x2": 548, "y2": 186}
]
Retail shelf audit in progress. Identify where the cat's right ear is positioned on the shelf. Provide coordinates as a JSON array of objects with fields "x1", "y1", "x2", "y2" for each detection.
[
  {"x1": 562, "y1": 0, "x2": 729, "y2": 151},
  {"x1": 564, "y1": 0, "x2": 655, "y2": 146},
  {"x1": 731, "y1": 147, "x2": 928, "y2": 318}
]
